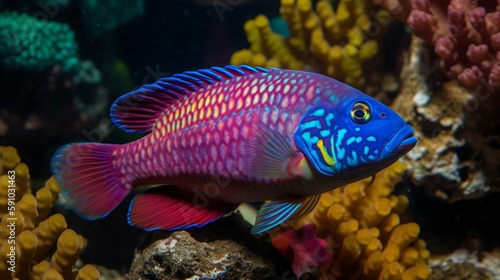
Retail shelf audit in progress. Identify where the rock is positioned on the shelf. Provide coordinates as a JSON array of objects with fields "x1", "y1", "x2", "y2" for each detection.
[
  {"x1": 392, "y1": 35, "x2": 500, "y2": 202},
  {"x1": 125, "y1": 213, "x2": 291, "y2": 280},
  {"x1": 430, "y1": 248, "x2": 500, "y2": 280}
]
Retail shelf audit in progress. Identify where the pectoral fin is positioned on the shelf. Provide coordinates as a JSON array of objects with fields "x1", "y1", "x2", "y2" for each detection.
[
  {"x1": 247, "y1": 122, "x2": 297, "y2": 179},
  {"x1": 251, "y1": 195, "x2": 320, "y2": 234}
]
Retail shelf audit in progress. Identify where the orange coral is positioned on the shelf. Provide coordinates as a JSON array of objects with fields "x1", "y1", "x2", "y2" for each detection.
[
  {"x1": 0, "y1": 146, "x2": 100, "y2": 280},
  {"x1": 230, "y1": 0, "x2": 388, "y2": 88},
  {"x1": 271, "y1": 162, "x2": 431, "y2": 279}
]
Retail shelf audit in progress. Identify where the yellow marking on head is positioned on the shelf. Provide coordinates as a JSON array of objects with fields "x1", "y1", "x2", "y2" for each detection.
[
  {"x1": 174, "y1": 109, "x2": 180, "y2": 120},
  {"x1": 211, "y1": 95, "x2": 217, "y2": 105},
  {"x1": 204, "y1": 97, "x2": 211, "y2": 107},
  {"x1": 218, "y1": 93, "x2": 224, "y2": 104},
  {"x1": 316, "y1": 139, "x2": 336, "y2": 166},
  {"x1": 197, "y1": 100, "x2": 203, "y2": 110}
]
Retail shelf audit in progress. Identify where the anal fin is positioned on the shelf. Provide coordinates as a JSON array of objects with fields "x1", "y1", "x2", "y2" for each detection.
[{"x1": 128, "y1": 192, "x2": 237, "y2": 231}]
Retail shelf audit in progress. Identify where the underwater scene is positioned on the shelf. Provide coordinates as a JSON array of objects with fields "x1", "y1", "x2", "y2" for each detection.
[{"x1": 1, "y1": 0, "x2": 500, "y2": 279}]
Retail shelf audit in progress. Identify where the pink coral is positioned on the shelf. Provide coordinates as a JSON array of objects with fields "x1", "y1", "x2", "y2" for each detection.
[
  {"x1": 374, "y1": 0, "x2": 500, "y2": 89},
  {"x1": 271, "y1": 224, "x2": 332, "y2": 277}
]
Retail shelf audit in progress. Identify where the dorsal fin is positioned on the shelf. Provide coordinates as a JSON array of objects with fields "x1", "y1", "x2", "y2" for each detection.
[{"x1": 110, "y1": 65, "x2": 269, "y2": 133}]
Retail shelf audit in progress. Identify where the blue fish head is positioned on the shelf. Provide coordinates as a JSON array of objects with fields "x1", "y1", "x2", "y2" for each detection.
[{"x1": 294, "y1": 93, "x2": 417, "y2": 181}]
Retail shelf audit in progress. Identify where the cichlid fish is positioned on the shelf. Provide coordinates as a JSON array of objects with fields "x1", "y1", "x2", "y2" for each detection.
[{"x1": 51, "y1": 65, "x2": 416, "y2": 234}]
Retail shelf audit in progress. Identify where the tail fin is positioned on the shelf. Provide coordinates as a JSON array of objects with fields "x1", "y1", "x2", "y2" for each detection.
[{"x1": 50, "y1": 143, "x2": 130, "y2": 220}]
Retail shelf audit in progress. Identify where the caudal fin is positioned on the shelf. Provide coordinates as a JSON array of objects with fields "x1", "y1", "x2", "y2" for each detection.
[{"x1": 50, "y1": 143, "x2": 130, "y2": 220}]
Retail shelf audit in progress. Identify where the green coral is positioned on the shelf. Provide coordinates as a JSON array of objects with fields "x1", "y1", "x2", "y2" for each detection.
[
  {"x1": 0, "y1": 11, "x2": 100, "y2": 84},
  {"x1": 0, "y1": 11, "x2": 78, "y2": 72}
]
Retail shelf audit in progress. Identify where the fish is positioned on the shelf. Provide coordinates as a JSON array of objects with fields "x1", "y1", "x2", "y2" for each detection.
[{"x1": 50, "y1": 65, "x2": 417, "y2": 234}]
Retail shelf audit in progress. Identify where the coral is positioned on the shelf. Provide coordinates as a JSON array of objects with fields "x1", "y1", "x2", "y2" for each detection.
[
  {"x1": 271, "y1": 224, "x2": 331, "y2": 277},
  {"x1": 0, "y1": 11, "x2": 100, "y2": 84},
  {"x1": 271, "y1": 162, "x2": 431, "y2": 279},
  {"x1": 392, "y1": 35, "x2": 500, "y2": 201},
  {"x1": 375, "y1": 0, "x2": 500, "y2": 90},
  {"x1": 230, "y1": 0, "x2": 389, "y2": 88},
  {"x1": 0, "y1": 11, "x2": 77, "y2": 72},
  {"x1": 0, "y1": 146, "x2": 100, "y2": 280}
]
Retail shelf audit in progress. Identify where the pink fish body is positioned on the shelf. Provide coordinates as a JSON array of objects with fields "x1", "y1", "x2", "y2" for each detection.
[{"x1": 51, "y1": 65, "x2": 416, "y2": 233}]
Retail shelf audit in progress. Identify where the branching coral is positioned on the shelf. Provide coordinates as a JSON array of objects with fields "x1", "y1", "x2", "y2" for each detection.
[
  {"x1": 374, "y1": 0, "x2": 500, "y2": 90},
  {"x1": 270, "y1": 162, "x2": 431, "y2": 279},
  {"x1": 0, "y1": 146, "x2": 100, "y2": 280},
  {"x1": 230, "y1": 0, "x2": 389, "y2": 88}
]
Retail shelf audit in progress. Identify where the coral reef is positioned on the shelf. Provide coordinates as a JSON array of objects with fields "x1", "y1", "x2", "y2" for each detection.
[
  {"x1": 0, "y1": 146, "x2": 100, "y2": 280},
  {"x1": 270, "y1": 161, "x2": 431, "y2": 279},
  {"x1": 374, "y1": 0, "x2": 500, "y2": 91},
  {"x1": 0, "y1": 11, "x2": 100, "y2": 84},
  {"x1": 393, "y1": 35, "x2": 500, "y2": 201},
  {"x1": 0, "y1": 11, "x2": 106, "y2": 155},
  {"x1": 127, "y1": 230, "x2": 282, "y2": 280},
  {"x1": 230, "y1": 0, "x2": 389, "y2": 88},
  {"x1": 0, "y1": 11, "x2": 78, "y2": 73}
]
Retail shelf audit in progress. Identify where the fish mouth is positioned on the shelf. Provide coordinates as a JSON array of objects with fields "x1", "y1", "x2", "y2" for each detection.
[{"x1": 380, "y1": 124, "x2": 417, "y2": 160}]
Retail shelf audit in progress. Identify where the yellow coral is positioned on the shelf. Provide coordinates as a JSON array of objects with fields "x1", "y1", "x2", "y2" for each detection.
[
  {"x1": 0, "y1": 146, "x2": 21, "y2": 174},
  {"x1": 0, "y1": 146, "x2": 100, "y2": 280},
  {"x1": 283, "y1": 162, "x2": 431, "y2": 279},
  {"x1": 230, "y1": 0, "x2": 387, "y2": 88}
]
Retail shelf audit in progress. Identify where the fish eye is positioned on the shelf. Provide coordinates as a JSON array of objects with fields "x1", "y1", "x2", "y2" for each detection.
[{"x1": 350, "y1": 102, "x2": 371, "y2": 124}]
